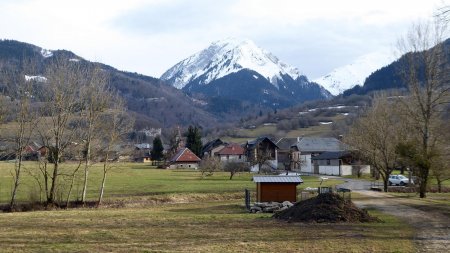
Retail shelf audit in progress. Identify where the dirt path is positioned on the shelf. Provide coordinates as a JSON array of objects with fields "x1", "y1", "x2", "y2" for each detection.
[{"x1": 354, "y1": 190, "x2": 450, "y2": 253}]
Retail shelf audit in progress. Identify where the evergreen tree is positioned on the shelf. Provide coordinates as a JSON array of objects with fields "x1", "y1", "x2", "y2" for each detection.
[
  {"x1": 185, "y1": 125, "x2": 203, "y2": 157},
  {"x1": 151, "y1": 136, "x2": 164, "y2": 161}
]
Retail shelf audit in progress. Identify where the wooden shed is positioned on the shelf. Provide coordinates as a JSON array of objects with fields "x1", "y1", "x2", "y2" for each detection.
[{"x1": 253, "y1": 176, "x2": 303, "y2": 202}]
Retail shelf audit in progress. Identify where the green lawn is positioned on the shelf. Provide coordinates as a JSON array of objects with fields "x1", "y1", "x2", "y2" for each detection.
[{"x1": 0, "y1": 162, "x2": 343, "y2": 204}]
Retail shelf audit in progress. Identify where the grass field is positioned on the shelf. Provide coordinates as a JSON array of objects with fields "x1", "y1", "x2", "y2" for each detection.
[
  {"x1": 0, "y1": 162, "x2": 343, "y2": 204},
  {"x1": 0, "y1": 162, "x2": 419, "y2": 252}
]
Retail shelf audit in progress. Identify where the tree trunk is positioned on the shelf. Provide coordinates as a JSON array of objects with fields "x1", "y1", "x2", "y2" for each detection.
[
  {"x1": 229, "y1": 172, "x2": 234, "y2": 180},
  {"x1": 82, "y1": 128, "x2": 92, "y2": 204},
  {"x1": 383, "y1": 176, "x2": 389, "y2": 192},
  {"x1": 437, "y1": 179, "x2": 442, "y2": 193},
  {"x1": 419, "y1": 174, "x2": 429, "y2": 198},
  {"x1": 98, "y1": 164, "x2": 108, "y2": 207},
  {"x1": 48, "y1": 157, "x2": 59, "y2": 205},
  {"x1": 9, "y1": 155, "x2": 22, "y2": 209},
  {"x1": 98, "y1": 151, "x2": 110, "y2": 207}
]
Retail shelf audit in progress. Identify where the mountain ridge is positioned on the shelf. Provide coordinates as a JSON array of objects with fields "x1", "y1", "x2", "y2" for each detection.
[{"x1": 161, "y1": 38, "x2": 332, "y2": 109}]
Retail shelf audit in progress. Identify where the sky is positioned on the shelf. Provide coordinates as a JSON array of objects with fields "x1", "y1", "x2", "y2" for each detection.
[{"x1": 0, "y1": 0, "x2": 447, "y2": 79}]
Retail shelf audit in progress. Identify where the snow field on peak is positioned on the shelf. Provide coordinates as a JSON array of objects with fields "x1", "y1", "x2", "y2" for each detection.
[
  {"x1": 161, "y1": 38, "x2": 302, "y2": 90},
  {"x1": 314, "y1": 49, "x2": 395, "y2": 95}
]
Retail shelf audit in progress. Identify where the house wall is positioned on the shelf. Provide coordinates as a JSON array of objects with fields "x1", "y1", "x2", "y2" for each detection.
[
  {"x1": 300, "y1": 154, "x2": 313, "y2": 173},
  {"x1": 170, "y1": 162, "x2": 199, "y2": 170},
  {"x1": 258, "y1": 183, "x2": 297, "y2": 202},
  {"x1": 316, "y1": 164, "x2": 371, "y2": 176},
  {"x1": 318, "y1": 165, "x2": 341, "y2": 175},
  {"x1": 218, "y1": 154, "x2": 246, "y2": 163},
  {"x1": 277, "y1": 150, "x2": 301, "y2": 170}
]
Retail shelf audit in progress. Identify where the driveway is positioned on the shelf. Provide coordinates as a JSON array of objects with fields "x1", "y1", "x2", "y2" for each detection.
[
  {"x1": 353, "y1": 190, "x2": 450, "y2": 252},
  {"x1": 325, "y1": 176, "x2": 450, "y2": 252}
]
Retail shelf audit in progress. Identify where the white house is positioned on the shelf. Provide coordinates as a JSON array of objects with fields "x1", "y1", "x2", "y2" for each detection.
[
  {"x1": 311, "y1": 151, "x2": 370, "y2": 176},
  {"x1": 291, "y1": 137, "x2": 348, "y2": 174}
]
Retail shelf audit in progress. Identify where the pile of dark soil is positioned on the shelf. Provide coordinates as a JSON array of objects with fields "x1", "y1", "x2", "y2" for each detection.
[{"x1": 273, "y1": 193, "x2": 380, "y2": 223}]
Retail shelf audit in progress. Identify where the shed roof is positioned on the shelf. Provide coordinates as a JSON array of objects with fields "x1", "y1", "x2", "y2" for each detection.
[{"x1": 253, "y1": 175, "x2": 303, "y2": 183}]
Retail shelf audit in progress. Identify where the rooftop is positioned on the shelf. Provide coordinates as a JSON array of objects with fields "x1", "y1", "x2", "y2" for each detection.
[{"x1": 253, "y1": 175, "x2": 303, "y2": 184}]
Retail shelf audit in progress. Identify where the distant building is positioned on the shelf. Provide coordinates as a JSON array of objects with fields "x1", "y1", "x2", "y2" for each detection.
[
  {"x1": 291, "y1": 137, "x2": 349, "y2": 174},
  {"x1": 311, "y1": 151, "x2": 370, "y2": 176},
  {"x1": 276, "y1": 137, "x2": 301, "y2": 170},
  {"x1": 202, "y1": 139, "x2": 227, "y2": 158},
  {"x1": 138, "y1": 128, "x2": 162, "y2": 137},
  {"x1": 245, "y1": 137, "x2": 278, "y2": 172},
  {"x1": 169, "y1": 148, "x2": 201, "y2": 169},
  {"x1": 215, "y1": 143, "x2": 246, "y2": 163}
]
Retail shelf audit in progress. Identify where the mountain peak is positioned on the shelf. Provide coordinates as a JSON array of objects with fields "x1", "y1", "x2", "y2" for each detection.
[
  {"x1": 161, "y1": 38, "x2": 301, "y2": 89},
  {"x1": 313, "y1": 49, "x2": 395, "y2": 95}
]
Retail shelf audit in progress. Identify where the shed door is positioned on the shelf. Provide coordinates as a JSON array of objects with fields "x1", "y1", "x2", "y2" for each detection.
[{"x1": 260, "y1": 183, "x2": 297, "y2": 202}]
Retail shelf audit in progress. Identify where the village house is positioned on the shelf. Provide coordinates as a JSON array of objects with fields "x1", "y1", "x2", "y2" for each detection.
[
  {"x1": 201, "y1": 138, "x2": 227, "y2": 158},
  {"x1": 276, "y1": 137, "x2": 301, "y2": 170},
  {"x1": 311, "y1": 151, "x2": 371, "y2": 176},
  {"x1": 291, "y1": 137, "x2": 349, "y2": 174},
  {"x1": 169, "y1": 147, "x2": 201, "y2": 169},
  {"x1": 245, "y1": 137, "x2": 278, "y2": 172},
  {"x1": 215, "y1": 143, "x2": 246, "y2": 163}
]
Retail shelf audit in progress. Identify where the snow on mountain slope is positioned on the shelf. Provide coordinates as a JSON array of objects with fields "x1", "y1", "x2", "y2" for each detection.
[
  {"x1": 161, "y1": 38, "x2": 301, "y2": 89},
  {"x1": 313, "y1": 49, "x2": 396, "y2": 95}
]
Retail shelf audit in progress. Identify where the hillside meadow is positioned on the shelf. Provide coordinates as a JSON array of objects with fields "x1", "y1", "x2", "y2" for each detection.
[{"x1": 0, "y1": 162, "x2": 416, "y2": 252}]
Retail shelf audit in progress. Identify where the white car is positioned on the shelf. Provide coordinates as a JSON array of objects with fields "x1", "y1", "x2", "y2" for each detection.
[{"x1": 389, "y1": 175, "x2": 413, "y2": 186}]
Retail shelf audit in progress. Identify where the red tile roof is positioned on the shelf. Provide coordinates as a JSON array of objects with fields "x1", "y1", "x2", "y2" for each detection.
[
  {"x1": 170, "y1": 148, "x2": 201, "y2": 163},
  {"x1": 216, "y1": 143, "x2": 245, "y2": 156}
]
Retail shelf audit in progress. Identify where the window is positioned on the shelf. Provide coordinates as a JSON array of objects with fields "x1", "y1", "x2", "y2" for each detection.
[
  {"x1": 326, "y1": 159, "x2": 331, "y2": 165},
  {"x1": 239, "y1": 155, "x2": 242, "y2": 159}
]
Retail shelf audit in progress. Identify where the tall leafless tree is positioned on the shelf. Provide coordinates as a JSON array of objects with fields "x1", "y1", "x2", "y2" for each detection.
[
  {"x1": 38, "y1": 56, "x2": 84, "y2": 205},
  {"x1": 97, "y1": 95, "x2": 133, "y2": 206},
  {"x1": 79, "y1": 66, "x2": 110, "y2": 204},
  {"x1": 9, "y1": 71, "x2": 39, "y2": 209},
  {"x1": 396, "y1": 13, "x2": 450, "y2": 198},
  {"x1": 345, "y1": 95, "x2": 406, "y2": 192}
]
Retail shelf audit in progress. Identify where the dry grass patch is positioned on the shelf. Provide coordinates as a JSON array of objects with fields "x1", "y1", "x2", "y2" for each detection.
[{"x1": 0, "y1": 200, "x2": 415, "y2": 252}]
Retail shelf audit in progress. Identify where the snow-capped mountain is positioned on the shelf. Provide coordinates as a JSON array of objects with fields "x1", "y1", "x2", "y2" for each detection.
[
  {"x1": 161, "y1": 38, "x2": 331, "y2": 108},
  {"x1": 313, "y1": 49, "x2": 396, "y2": 95}
]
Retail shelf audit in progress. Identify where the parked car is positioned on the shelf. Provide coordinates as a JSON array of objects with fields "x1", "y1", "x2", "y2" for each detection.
[{"x1": 389, "y1": 174, "x2": 413, "y2": 186}]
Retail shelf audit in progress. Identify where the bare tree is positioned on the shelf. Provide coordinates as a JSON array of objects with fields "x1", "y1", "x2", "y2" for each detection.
[
  {"x1": 345, "y1": 96, "x2": 405, "y2": 192},
  {"x1": 9, "y1": 72, "x2": 39, "y2": 209},
  {"x1": 80, "y1": 66, "x2": 110, "y2": 204},
  {"x1": 38, "y1": 56, "x2": 85, "y2": 205},
  {"x1": 199, "y1": 156, "x2": 222, "y2": 177},
  {"x1": 252, "y1": 148, "x2": 275, "y2": 174},
  {"x1": 396, "y1": 14, "x2": 450, "y2": 198},
  {"x1": 223, "y1": 161, "x2": 249, "y2": 180},
  {"x1": 97, "y1": 96, "x2": 133, "y2": 206}
]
